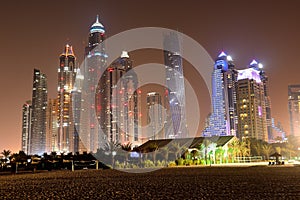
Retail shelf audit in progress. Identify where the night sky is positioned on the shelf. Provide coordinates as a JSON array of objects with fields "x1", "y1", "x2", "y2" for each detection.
[{"x1": 1, "y1": 0, "x2": 300, "y2": 152}]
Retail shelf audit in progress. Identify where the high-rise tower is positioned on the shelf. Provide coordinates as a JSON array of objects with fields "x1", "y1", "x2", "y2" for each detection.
[
  {"x1": 147, "y1": 92, "x2": 164, "y2": 140},
  {"x1": 203, "y1": 52, "x2": 238, "y2": 137},
  {"x1": 57, "y1": 44, "x2": 77, "y2": 153},
  {"x1": 30, "y1": 69, "x2": 48, "y2": 155},
  {"x1": 80, "y1": 16, "x2": 107, "y2": 152},
  {"x1": 288, "y1": 85, "x2": 300, "y2": 137},
  {"x1": 163, "y1": 32, "x2": 188, "y2": 139},
  {"x1": 46, "y1": 98, "x2": 58, "y2": 152},
  {"x1": 97, "y1": 51, "x2": 139, "y2": 146},
  {"x1": 236, "y1": 60, "x2": 268, "y2": 141},
  {"x1": 21, "y1": 101, "x2": 32, "y2": 155}
]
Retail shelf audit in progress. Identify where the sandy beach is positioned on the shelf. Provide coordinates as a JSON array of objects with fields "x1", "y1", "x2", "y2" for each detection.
[{"x1": 1, "y1": 166, "x2": 300, "y2": 199}]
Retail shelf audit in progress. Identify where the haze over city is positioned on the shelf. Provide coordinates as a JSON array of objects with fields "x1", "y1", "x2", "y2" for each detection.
[{"x1": 1, "y1": 0, "x2": 300, "y2": 152}]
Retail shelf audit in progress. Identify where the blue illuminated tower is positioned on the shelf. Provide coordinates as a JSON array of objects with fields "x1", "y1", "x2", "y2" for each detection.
[
  {"x1": 163, "y1": 32, "x2": 188, "y2": 139},
  {"x1": 203, "y1": 52, "x2": 238, "y2": 137}
]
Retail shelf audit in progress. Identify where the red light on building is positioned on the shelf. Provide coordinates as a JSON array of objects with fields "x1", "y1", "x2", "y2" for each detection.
[
  {"x1": 138, "y1": 90, "x2": 142, "y2": 94},
  {"x1": 108, "y1": 68, "x2": 114, "y2": 72}
]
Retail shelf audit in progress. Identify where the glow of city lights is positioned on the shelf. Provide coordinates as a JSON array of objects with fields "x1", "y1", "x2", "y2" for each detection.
[
  {"x1": 227, "y1": 55, "x2": 233, "y2": 61},
  {"x1": 237, "y1": 68, "x2": 261, "y2": 83}
]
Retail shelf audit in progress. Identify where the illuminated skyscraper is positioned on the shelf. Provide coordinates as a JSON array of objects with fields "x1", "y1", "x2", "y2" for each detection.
[
  {"x1": 97, "y1": 51, "x2": 139, "y2": 146},
  {"x1": 236, "y1": 60, "x2": 268, "y2": 141},
  {"x1": 163, "y1": 32, "x2": 188, "y2": 139},
  {"x1": 288, "y1": 85, "x2": 300, "y2": 137},
  {"x1": 259, "y1": 64, "x2": 273, "y2": 141},
  {"x1": 57, "y1": 44, "x2": 77, "y2": 153},
  {"x1": 30, "y1": 69, "x2": 48, "y2": 155},
  {"x1": 147, "y1": 92, "x2": 164, "y2": 140},
  {"x1": 21, "y1": 101, "x2": 32, "y2": 155},
  {"x1": 203, "y1": 52, "x2": 238, "y2": 137},
  {"x1": 46, "y1": 98, "x2": 58, "y2": 152},
  {"x1": 80, "y1": 16, "x2": 107, "y2": 152}
]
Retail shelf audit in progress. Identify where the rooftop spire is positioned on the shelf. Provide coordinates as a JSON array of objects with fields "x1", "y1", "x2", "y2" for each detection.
[
  {"x1": 96, "y1": 15, "x2": 99, "y2": 23},
  {"x1": 62, "y1": 44, "x2": 74, "y2": 56},
  {"x1": 90, "y1": 15, "x2": 105, "y2": 33}
]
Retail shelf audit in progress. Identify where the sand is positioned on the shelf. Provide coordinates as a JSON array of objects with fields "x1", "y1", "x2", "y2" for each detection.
[{"x1": 1, "y1": 166, "x2": 300, "y2": 199}]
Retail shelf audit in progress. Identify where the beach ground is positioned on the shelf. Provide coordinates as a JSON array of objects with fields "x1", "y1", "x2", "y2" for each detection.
[{"x1": 1, "y1": 165, "x2": 300, "y2": 199}]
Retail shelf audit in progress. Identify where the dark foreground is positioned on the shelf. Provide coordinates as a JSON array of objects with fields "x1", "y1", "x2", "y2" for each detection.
[{"x1": 1, "y1": 166, "x2": 300, "y2": 199}]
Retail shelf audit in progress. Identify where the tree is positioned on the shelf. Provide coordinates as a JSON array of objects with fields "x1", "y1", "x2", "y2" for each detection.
[
  {"x1": 121, "y1": 142, "x2": 132, "y2": 168},
  {"x1": 240, "y1": 139, "x2": 250, "y2": 157},
  {"x1": 159, "y1": 146, "x2": 170, "y2": 163},
  {"x1": 1, "y1": 149, "x2": 11, "y2": 159},
  {"x1": 147, "y1": 143, "x2": 159, "y2": 164},
  {"x1": 171, "y1": 142, "x2": 182, "y2": 160},
  {"x1": 262, "y1": 144, "x2": 273, "y2": 160},
  {"x1": 104, "y1": 141, "x2": 121, "y2": 168},
  {"x1": 202, "y1": 139, "x2": 211, "y2": 165}
]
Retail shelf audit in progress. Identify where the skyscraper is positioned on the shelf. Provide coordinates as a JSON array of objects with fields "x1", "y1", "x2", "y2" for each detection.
[
  {"x1": 97, "y1": 51, "x2": 139, "y2": 146},
  {"x1": 203, "y1": 52, "x2": 238, "y2": 137},
  {"x1": 259, "y1": 64, "x2": 273, "y2": 141},
  {"x1": 163, "y1": 32, "x2": 188, "y2": 139},
  {"x1": 288, "y1": 85, "x2": 300, "y2": 137},
  {"x1": 57, "y1": 44, "x2": 77, "y2": 153},
  {"x1": 21, "y1": 101, "x2": 32, "y2": 155},
  {"x1": 236, "y1": 60, "x2": 268, "y2": 141},
  {"x1": 80, "y1": 15, "x2": 107, "y2": 152},
  {"x1": 46, "y1": 98, "x2": 58, "y2": 153},
  {"x1": 147, "y1": 92, "x2": 164, "y2": 140},
  {"x1": 30, "y1": 69, "x2": 47, "y2": 155}
]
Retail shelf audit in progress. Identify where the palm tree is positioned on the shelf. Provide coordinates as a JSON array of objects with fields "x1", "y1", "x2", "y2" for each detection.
[
  {"x1": 203, "y1": 139, "x2": 211, "y2": 165},
  {"x1": 159, "y1": 146, "x2": 170, "y2": 163},
  {"x1": 240, "y1": 139, "x2": 250, "y2": 162},
  {"x1": 148, "y1": 143, "x2": 159, "y2": 164},
  {"x1": 121, "y1": 143, "x2": 132, "y2": 168},
  {"x1": 228, "y1": 139, "x2": 240, "y2": 163},
  {"x1": 1, "y1": 149, "x2": 11, "y2": 160},
  {"x1": 171, "y1": 142, "x2": 181, "y2": 160},
  {"x1": 262, "y1": 144, "x2": 273, "y2": 160},
  {"x1": 104, "y1": 140, "x2": 121, "y2": 168}
]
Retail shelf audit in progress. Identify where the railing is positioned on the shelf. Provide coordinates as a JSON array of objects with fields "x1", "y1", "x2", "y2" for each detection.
[{"x1": 234, "y1": 156, "x2": 263, "y2": 163}]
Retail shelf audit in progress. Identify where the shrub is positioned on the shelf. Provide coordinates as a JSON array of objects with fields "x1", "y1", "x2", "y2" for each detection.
[{"x1": 168, "y1": 161, "x2": 176, "y2": 167}]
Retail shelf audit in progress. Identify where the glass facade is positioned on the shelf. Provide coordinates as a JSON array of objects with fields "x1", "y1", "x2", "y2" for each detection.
[{"x1": 163, "y1": 32, "x2": 188, "y2": 139}]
